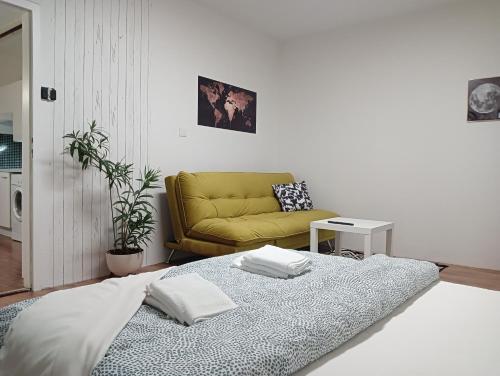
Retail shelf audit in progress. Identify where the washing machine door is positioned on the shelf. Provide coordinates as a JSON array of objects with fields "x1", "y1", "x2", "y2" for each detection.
[{"x1": 13, "y1": 188, "x2": 22, "y2": 222}]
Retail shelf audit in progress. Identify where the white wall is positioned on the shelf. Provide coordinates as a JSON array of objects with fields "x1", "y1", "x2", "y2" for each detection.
[
  {"x1": 277, "y1": 0, "x2": 500, "y2": 269},
  {"x1": 148, "y1": 0, "x2": 280, "y2": 173},
  {"x1": 146, "y1": 0, "x2": 281, "y2": 263},
  {"x1": 31, "y1": 0, "x2": 281, "y2": 289}
]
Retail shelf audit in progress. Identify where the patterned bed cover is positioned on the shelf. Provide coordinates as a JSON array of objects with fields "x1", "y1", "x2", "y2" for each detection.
[{"x1": 0, "y1": 253, "x2": 438, "y2": 375}]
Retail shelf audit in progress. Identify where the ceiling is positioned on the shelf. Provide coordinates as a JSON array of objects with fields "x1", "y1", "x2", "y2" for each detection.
[
  {"x1": 0, "y1": 1, "x2": 24, "y2": 32},
  {"x1": 0, "y1": 2, "x2": 25, "y2": 87},
  {"x1": 193, "y1": 0, "x2": 460, "y2": 40}
]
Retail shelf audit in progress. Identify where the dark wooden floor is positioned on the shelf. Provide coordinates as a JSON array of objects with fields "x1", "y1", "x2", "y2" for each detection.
[
  {"x1": 0, "y1": 234, "x2": 24, "y2": 293},
  {"x1": 0, "y1": 257, "x2": 499, "y2": 309},
  {"x1": 0, "y1": 262, "x2": 170, "y2": 308}
]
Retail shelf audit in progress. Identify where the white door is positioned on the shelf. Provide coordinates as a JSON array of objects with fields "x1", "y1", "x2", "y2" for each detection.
[{"x1": 0, "y1": 173, "x2": 11, "y2": 228}]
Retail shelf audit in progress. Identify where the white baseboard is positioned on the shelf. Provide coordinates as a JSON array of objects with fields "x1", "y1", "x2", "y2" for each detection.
[{"x1": 0, "y1": 227, "x2": 12, "y2": 238}]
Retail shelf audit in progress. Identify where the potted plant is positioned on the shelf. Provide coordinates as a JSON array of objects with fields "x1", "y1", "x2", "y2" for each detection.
[{"x1": 64, "y1": 121, "x2": 161, "y2": 276}]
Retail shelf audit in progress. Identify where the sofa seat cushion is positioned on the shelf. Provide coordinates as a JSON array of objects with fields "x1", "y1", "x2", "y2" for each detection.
[{"x1": 188, "y1": 209, "x2": 338, "y2": 246}]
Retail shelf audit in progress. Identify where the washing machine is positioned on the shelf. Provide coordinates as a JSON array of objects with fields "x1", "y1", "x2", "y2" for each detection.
[{"x1": 10, "y1": 173, "x2": 22, "y2": 242}]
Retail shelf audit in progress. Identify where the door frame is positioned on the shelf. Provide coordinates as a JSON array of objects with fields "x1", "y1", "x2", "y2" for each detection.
[{"x1": 0, "y1": 0, "x2": 40, "y2": 289}]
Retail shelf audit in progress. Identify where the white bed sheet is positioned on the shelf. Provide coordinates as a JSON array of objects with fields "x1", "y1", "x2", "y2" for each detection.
[{"x1": 296, "y1": 281, "x2": 500, "y2": 376}]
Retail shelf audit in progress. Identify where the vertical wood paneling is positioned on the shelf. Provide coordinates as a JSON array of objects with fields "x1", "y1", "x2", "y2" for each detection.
[
  {"x1": 82, "y1": 0, "x2": 94, "y2": 281},
  {"x1": 109, "y1": 0, "x2": 120, "y2": 167},
  {"x1": 63, "y1": 0, "x2": 76, "y2": 284},
  {"x1": 52, "y1": 0, "x2": 66, "y2": 287},
  {"x1": 73, "y1": 0, "x2": 85, "y2": 283},
  {"x1": 35, "y1": 0, "x2": 151, "y2": 288},
  {"x1": 100, "y1": 0, "x2": 111, "y2": 273},
  {"x1": 91, "y1": 0, "x2": 102, "y2": 279},
  {"x1": 146, "y1": 0, "x2": 151, "y2": 166},
  {"x1": 140, "y1": 0, "x2": 149, "y2": 263},
  {"x1": 34, "y1": 0, "x2": 56, "y2": 289},
  {"x1": 141, "y1": 0, "x2": 149, "y2": 169},
  {"x1": 117, "y1": 0, "x2": 127, "y2": 164},
  {"x1": 108, "y1": 0, "x2": 120, "y2": 250},
  {"x1": 133, "y1": 0, "x2": 141, "y2": 185},
  {"x1": 125, "y1": 0, "x2": 134, "y2": 166},
  {"x1": 135, "y1": 0, "x2": 142, "y2": 172}
]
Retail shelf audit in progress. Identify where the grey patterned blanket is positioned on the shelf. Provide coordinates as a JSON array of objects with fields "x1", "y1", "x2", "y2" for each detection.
[{"x1": 0, "y1": 253, "x2": 438, "y2": 375}]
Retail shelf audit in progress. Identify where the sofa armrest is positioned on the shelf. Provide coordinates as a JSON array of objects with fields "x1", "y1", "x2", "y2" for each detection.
[{"x1": 165, "y1": 175, "x2": 186, "y2": 243}]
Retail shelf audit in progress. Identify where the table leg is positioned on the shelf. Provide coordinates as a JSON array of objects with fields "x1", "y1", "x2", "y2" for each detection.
[
  {"x1": 334, "y1": 231, "x2": 342, "y2": 256},
  {"x1": 310, "y1": 226, "x2": 319, "y2": 253},
  {"x1": 386, "y1": 229, "x2": 393, "y2": 256},
  {"x1": 364, "y1": 234, "x2": 372, "y2": 258}
]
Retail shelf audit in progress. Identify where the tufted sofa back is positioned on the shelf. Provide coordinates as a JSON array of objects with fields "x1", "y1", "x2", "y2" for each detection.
[{"x1": 171, "y1": 171, "x2": 294, "y2": 232}]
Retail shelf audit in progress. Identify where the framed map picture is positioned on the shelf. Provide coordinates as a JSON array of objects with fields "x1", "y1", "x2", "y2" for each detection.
[
  {"x1": 467, "y1": 76, "x2": 500, "y2": 122},
  {"x1": 198, "y1": 76, "x2": 257, "y2": 133}
]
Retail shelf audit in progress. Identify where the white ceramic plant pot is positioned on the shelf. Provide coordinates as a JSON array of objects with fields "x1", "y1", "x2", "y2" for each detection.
[{"x1": 106, "y1": 249, "x2": 144, "y2": 276}]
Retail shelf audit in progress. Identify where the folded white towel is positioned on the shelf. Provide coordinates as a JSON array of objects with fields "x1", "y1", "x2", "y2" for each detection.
[
  {"x1": 231, "y1": 256, "x2": 290, "y2": 279},
  {"x1": 144, "y1": 295, "x2": 185, "y2": 322},
  {"x1": 242, "y1": 245, "x2": 311, "y2": 276},
  {"x1": 145, "y1": 273, "x2": 237, "y2": 326}
]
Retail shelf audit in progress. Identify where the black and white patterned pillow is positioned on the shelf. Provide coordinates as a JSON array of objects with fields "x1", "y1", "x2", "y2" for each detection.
[{"x1": 272, "y1": 181, "x2": 314, "y2": 212}]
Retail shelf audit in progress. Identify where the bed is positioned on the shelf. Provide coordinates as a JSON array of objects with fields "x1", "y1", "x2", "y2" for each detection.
[
  {"x1": 297, "y1": 281, "x2": 500, "y2": 376},
  {"x1": 0, "y1": 252, "x2": 498, "y2": 375}
]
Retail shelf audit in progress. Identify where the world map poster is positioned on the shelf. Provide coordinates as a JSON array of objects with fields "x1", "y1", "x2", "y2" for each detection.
[{"x1": 198, "y1": 76, "x2": 257, "y2": 133}]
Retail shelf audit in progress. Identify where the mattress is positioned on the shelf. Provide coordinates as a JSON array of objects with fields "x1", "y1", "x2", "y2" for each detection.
[
  {"x1": 0, "y1": 253, "x2": 438, "y2": 375},
  {"x1": 296, "y1": 281, "x2": 500, "y2": 376}
]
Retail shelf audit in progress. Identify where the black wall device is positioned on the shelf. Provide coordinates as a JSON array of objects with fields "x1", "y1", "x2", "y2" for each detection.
[{"x1": 41, "y1": 86, "x2": 56, "y2": 101}]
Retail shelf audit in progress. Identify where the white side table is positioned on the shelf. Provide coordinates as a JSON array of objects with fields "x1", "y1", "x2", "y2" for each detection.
[{"x1": 310, "y1": 217, "x2": 394, "y2": 258}]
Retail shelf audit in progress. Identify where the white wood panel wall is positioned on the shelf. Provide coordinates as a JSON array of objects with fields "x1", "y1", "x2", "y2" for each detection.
[{"x1": 33, "y1": 0, "x2": 151, "y2": 289}]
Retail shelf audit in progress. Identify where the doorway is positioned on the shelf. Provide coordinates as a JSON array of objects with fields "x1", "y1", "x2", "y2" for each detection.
[{"x1": 0, "y1": 0, "x2": 33, "y2": 295}]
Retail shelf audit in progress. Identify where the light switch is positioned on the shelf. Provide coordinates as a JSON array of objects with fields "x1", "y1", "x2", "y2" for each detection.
[
  {"x1": 41, "y1": 86, "x2": 57, "y2": 101},
  {"x1": 178, "y1": 127, "x2": 188, "y2": 137}
]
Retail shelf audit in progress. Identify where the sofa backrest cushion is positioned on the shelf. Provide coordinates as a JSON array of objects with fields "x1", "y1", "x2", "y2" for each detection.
[{"x1": 175, "y1": 171, "x2": 295, "y2": 230}]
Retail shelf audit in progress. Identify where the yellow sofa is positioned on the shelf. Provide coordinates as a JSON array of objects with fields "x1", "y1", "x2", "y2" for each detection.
[{"x1": 165, "y1": 171, "x2": 338, "y2": 257}]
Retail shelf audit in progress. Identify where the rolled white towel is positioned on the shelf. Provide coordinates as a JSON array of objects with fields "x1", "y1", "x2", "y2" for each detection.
[
  {"x1": 231, "y1": 256, "x2": 290, "y2": 279},
  {"x1": 242, "y1": 245, "x2": 311, "y2": 276},
  {"x1": 145, "y1": 273, "x2": 237, "y2": 326}
]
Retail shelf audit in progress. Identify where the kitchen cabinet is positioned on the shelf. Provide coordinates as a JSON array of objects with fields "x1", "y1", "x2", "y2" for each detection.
[{"x1": 0, "y1": 172, "x2": 10, "y2": 228}]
